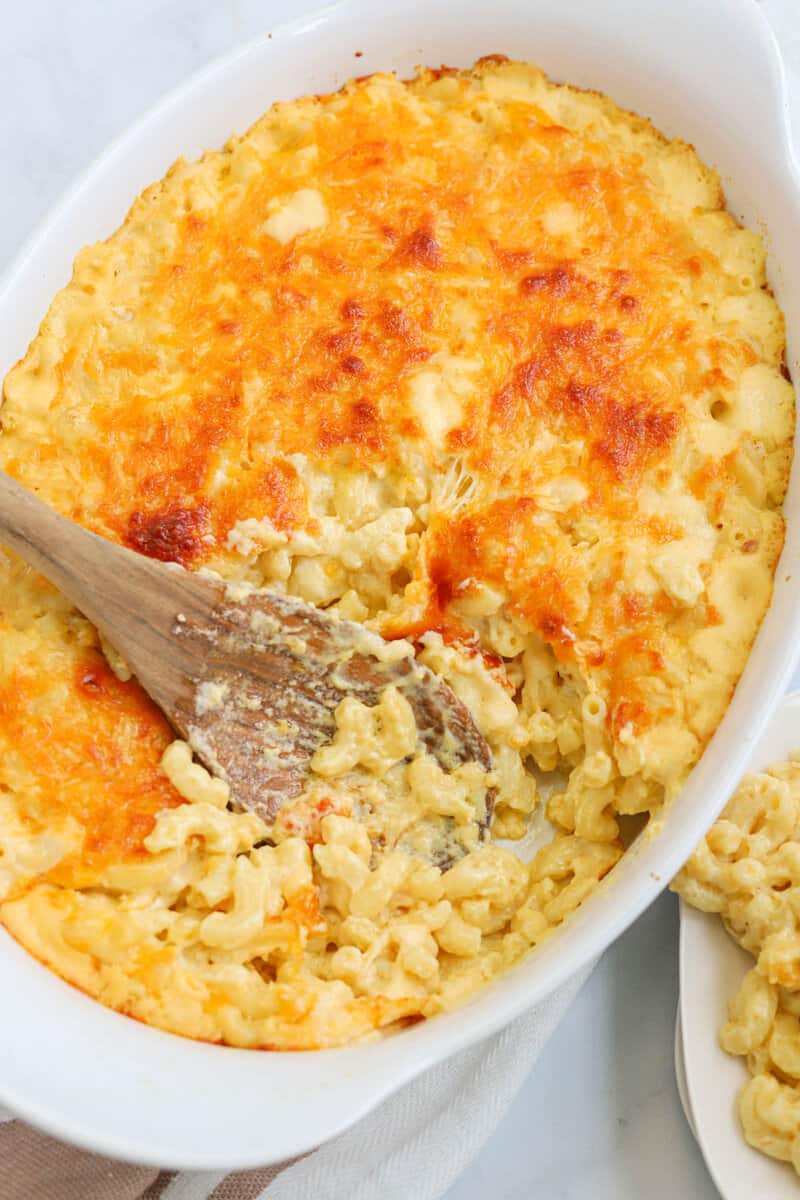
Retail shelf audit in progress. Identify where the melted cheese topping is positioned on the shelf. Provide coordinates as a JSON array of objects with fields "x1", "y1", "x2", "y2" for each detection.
[{"x1": 0, "y1": 58, "x2": 793, "y2": 1049}]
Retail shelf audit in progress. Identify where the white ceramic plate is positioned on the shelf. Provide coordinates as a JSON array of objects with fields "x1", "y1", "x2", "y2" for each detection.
[
  {"x1": 679, "y1": 693, "x2": 800, "y2": 1200},
  {"x1": 674, "y1": 1007, "x2": 698, "y2": 1140},
  {"x1": 2, "y1": 0, "x2": 800, "y2": 1170}
]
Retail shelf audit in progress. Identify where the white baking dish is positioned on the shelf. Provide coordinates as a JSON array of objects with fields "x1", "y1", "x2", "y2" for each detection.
[{"x1": 1, "y1": 0, "x2": 799, "y2": 1170}]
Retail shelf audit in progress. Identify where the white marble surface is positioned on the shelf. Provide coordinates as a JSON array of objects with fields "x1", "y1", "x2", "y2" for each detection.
[{"x1": 2, "y1": 2, "x2": 799, "y2": 1197}]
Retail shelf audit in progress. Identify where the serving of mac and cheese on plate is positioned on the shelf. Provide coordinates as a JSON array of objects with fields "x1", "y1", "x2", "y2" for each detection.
[
  {"x1": 0, "y1": 57, "x2": 794, "y2": 1050},
  {"x1": 676, "y1": 752, "x2": 800, "y2": 1178}
]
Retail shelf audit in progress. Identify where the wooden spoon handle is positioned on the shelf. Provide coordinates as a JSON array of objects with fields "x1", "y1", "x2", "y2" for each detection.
[
  {"x1": 0, "y1": 469, "x2": 155, "y2": 624},
  {"x1": 0, "y1": 471, "x2": 214, "y2": 683}
]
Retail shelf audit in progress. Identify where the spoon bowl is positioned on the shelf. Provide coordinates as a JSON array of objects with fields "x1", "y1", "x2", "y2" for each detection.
[{"x1": 0, "y1": 469, "x2": 492, "y2": 860}]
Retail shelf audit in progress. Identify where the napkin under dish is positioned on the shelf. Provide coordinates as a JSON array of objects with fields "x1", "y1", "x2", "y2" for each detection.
[{"x1": 0, "y1": 964, "x2": 590, "y2": 1200}]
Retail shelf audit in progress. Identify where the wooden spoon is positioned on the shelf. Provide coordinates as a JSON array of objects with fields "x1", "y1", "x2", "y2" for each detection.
[{"x1": 0, "y1": 471, "x2": 492, "y2": 843}]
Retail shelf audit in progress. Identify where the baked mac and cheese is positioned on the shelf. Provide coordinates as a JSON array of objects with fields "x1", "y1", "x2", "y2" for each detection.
[{"x1": 0, "y1": 58, "x2": 793, "y2": 1048}]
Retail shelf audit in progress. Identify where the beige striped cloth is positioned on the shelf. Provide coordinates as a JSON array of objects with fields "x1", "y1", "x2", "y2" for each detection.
[
  {"x1": 0, "y1": 1122, "x2": 291, "y2": 1200},
  {"x1": 0, "y1": 965, "x2": 590, "y2": 1200}
]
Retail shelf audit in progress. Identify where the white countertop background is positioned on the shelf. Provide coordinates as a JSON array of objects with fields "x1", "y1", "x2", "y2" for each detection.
[{"x1": 3, "y1": 3, "x2": 800, "y2": 1197}]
